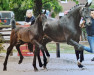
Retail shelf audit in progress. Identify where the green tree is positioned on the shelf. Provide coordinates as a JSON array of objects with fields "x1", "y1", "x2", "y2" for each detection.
[
  {"x1": 0, "y1": 0, "x2": 10, "y2": 10},
  {"x1": 33, "y1": 0, "x2": 63, "y2": 17},
  {"x1": 0, "y1": 0, "x2": 79, "y2": 20}
]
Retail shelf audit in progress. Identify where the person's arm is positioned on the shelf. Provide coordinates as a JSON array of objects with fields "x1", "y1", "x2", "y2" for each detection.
[
  {"x1": 30, "y1": 16, "x2": 35, "y2": 25},
  {"x1": 24, "y1": 17, "x2": 31, "y2": 25}
]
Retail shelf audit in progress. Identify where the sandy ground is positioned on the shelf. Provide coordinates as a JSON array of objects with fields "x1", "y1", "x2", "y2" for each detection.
[{"x1": 0, "y1": 53, "x2": 94, "y2": 75}]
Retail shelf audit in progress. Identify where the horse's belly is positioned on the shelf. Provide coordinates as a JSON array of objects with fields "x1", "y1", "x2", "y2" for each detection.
[
  {"x1": 47, "y1": 34, "x2": 66, "y2": 42},
  {"x1": 18, "y1": 32, "x2": 33, "y2": 42}
]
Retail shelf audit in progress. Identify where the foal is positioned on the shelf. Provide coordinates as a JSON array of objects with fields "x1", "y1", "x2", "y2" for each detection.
[{"x1": 3, "y1": 14, "x2": 47, "y2": 71}]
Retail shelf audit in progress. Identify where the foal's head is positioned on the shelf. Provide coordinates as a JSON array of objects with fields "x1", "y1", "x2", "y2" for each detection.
[
  {"x1": 41, "y1": 14, "x2": 47, "y2": 25},
  {"x1": 34, "y1": 14, "x2": 47, "y2": 28},
  {"x1": 80, "y1": 2, "x2": 92, "y2": 26}
]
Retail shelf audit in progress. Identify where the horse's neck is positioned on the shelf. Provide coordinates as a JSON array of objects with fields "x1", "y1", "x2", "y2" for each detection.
[{"x1": 66, "y1": 7, "x2": 81, "y2": 26}]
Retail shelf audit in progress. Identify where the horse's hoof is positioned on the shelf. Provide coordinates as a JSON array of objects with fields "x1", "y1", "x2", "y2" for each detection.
[
  {"x1": 34, "y1": 68, "x2": 38, "y2": 72},
  {"x1": 3, "y1": 68, "x2": 7, "y2": 71},
  {"x1": 18, "y1": 57, "x2": 24, "y2": 64},
  {"x1": 18, "y1": 60, "x2": 22, "y2": 64},
  {"x1": 78, "y1": 64, "x2": 84, "y2": 68},
  {"x1": 39, "y1": 64, "x2": 43, "y2": 67},
  {"x1": 43, "y1": 65, "x2": 47, "y2": 70}
]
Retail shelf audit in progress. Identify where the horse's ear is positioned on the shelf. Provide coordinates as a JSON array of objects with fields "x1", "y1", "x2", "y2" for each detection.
[
  {"x1": 85, "y1": 1, "x2": 92, "y2": 7},
  {"x1": 88, "y1": 2, "x2": 92, "y2": 7},
  {"x1": 85, "y1": 2, "x2": 88, "y2": 7}
]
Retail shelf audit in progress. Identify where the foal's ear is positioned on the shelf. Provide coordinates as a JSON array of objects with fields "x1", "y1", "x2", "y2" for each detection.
[{"x1": 44, "y1": 10, "x2": 46, "y2": 14}]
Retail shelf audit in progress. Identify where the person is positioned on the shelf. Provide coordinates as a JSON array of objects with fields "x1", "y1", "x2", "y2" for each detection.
[
  {"x1": 24, "y1": 10, "x2": 35, "y2": 52},
  {"x1": 80, "y1": 9, "x2": 94, "y2": 61},
  {"x1": 24, "y1": 10, "x2": 35, "y2": 25}
]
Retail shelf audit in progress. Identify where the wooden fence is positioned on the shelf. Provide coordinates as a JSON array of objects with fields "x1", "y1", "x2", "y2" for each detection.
[{"x1": 0, "y1": 25, "x2": 11, "y2": 42}]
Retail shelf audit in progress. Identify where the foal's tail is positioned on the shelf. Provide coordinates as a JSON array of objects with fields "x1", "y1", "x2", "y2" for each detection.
[{"x1": 11, "y1": 19, "x2": 16, "y2": 29}]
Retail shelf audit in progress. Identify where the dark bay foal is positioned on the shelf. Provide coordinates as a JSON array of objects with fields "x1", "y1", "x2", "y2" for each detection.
[{"x1": 3, "y1": 14, "x2": 47, "y2": 71}]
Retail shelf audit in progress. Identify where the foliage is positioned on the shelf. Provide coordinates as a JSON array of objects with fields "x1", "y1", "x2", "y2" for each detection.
[
  {"x1": 72, "y1": 0, "x2": 79, "y2": 4},
  {"x1": 0, "y1": 0, "x2": 79, "y2": 20},
  {"x1": 0, "y1": 0, "x2": 10, "y2": 10},
  {"x1": 42, "y1": 0, "x2": 62, "y2": 17},
  {"x1": 90, "y1": 0, "x2": 94, "y2": 9}
]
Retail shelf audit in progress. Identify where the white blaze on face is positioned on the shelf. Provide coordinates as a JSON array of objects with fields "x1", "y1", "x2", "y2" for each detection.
[{"x1": 88, "y1": 0, "x2": 92, "y2": 4}]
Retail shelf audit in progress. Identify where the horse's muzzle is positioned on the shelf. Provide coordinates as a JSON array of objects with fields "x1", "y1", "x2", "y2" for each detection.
[{"x1": 86, "y1": 21, "x2": 92, "y2": 26}]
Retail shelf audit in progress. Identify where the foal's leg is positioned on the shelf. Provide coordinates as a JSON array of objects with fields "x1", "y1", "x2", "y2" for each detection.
[
  {"x1": 42, "y1": 37, "x2": 51, "y2": 63},
  {"x1": 3, "y1": 45, "x2": 14, "y2": 71},
  {"x1": 27, "y1": 43, "x2": 43, "y2": 68},
  {"x1": 43, "y1": 44, "x2": 50, "y2": 63},
  {"x1": 33, "y1": 48, "x2": 38, "y2": 71},
  {"x1": 32, "y1": 40, "x2": 47, "y2": 69},
  {"x1": 35, "y1": 46, "x2": 43, "y2": 67},
  {"x1": 16, "y1": 44, "x2": 24, "y2": 64}
]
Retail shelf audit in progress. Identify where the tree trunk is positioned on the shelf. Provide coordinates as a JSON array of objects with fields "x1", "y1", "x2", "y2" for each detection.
[{"x1": 33, "y1": 0, "x2": 42, "y2": 17}]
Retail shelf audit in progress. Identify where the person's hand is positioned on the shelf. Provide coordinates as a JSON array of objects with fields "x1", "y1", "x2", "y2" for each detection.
[
  {"x1": 80, "y1": 20, "x2": 85, "y2": 28},
  {"x1": 24, "y1": 22, "x2": 29, "y2": 25},
  {"x1": 83, "y1": 20, "x2": 85, "y2": 24}
]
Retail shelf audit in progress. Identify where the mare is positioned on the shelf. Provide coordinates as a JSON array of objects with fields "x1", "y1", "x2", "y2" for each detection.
[
  {"x1": 3, "y1": 14, "x2": 47, "y2": 71},
  {"x1": 42, "y1": 3, "x2": 92, "y2": 68}
]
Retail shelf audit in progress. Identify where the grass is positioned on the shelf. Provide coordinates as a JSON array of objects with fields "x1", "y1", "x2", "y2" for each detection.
[
  {"x1": 46, "y1": 42, "x2": 90, "y2": 54},
  {"x1": 46, "y1": 42, "x2": 75, "y2": 53},
  {"x1": 0, "y1": 42, "x2": 91, "y2": 54}
]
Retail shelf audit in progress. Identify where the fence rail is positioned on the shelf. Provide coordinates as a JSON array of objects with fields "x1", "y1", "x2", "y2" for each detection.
[{"x1": 0, "y1": 25, "x2": 11, "y2": 42}]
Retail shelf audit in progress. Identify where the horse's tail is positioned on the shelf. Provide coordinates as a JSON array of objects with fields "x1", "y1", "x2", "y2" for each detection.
[
  {"x1": 10, "y1": 29, "x2": 17, "y2": 45},
  {"x1": 28, "y1": 43, "x2": 33, "y2": 52},
  {"x1": 11, "y1": 19, "x2": 16, "y2": 29}
]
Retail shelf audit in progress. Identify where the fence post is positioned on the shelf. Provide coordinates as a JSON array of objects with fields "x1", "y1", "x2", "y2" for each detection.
[{"x1": 56, "y1": 43, "x2": 60, "y2": 58}]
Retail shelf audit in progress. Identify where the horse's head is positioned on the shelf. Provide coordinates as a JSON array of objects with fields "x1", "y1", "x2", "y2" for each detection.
[{"x1": 80, "y1": 2, "x2": 92, "y2": 26}]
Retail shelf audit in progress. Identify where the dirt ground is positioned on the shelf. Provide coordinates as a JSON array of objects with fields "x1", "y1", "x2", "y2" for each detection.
[{"x1": 0, "y1": 53, "x2": 94, "y2": 75}]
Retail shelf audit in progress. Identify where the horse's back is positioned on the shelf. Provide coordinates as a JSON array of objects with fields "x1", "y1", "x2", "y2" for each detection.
[{"x1": 43, "y1": 18, "x2": 66, "y2": 42}]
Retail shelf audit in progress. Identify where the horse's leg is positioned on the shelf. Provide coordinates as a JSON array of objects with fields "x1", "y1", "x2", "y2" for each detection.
[
  {"x1": 28, "y1": 43, "x2": 33, "y2": 52},
  {"x1": 43, "y1": 44, "x2": 50, "y2": 63},
  {"x1": 75, "y1": 49, "x2": 84, "y2": 68},
  {"x1": 35, "y1": 46, "x2": 43, "y2": 67},
  {"x1": 16, "y1": 44, "x2": 24, "y2": 64},
  {"x1": 27, "y1": 43, "x2": 43, "y2": 69},
  {"x1": 68, "y1": 39, "x2": 84, "y2": 50},
  {"x1": 3, "y1": 45, "x2": 14, "y2": 71},
  {"x1": 33, "y1": 47, "x2": 38, "y2": 71},
  {"x1": 74, "y1": 39, "x2": 84, "y2": 68},
  {"x1": 42, "y1": 37, "x2": 51, "y2": 63},
  {"x1": 79, "y1": 50, "x2": 84, "y2": 68},
  {"x1": 32, "y1": 40, "x2": 47, "y2": 69},
  {"x1": 78, "y1": 50, "x2": 84, "y2": 68}
]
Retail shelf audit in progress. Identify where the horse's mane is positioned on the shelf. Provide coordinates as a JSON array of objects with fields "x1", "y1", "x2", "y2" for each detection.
[
  {"x1": 65, "y1": 4, "x2": 85, "y2": 16},
  {"x1": 35, "y1": 15, "x2": 40, "y2": 23}
]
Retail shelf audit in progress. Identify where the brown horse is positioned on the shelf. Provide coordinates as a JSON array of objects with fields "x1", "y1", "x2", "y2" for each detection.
[{"x1": 3, "y1": 14, "x2": 47, "y2": 71}]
